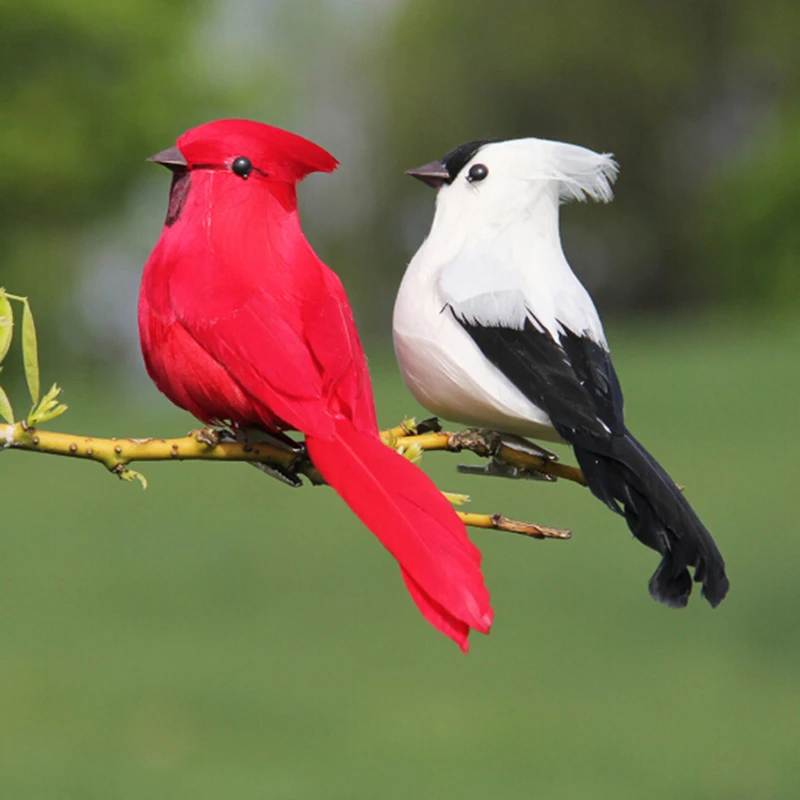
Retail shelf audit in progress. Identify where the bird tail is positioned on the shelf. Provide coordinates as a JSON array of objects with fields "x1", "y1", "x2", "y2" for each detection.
[
  {"x1": 305, "y1": 418, "x2": 493, "y2": 651},
  {"x1": 574, "y1": 430, "x2": 729, "y2": 609}
]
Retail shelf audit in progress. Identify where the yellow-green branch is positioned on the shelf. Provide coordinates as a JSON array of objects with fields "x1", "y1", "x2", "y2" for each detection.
[
  {"x1": 0, "y1": 291, "x2": 584, "y2": 541},
  {"x1": 2, "y1": 422, "x2": 318, "y2": 479},
  {"x1": 1, "y1": 419, "x2": 581, "y2": 540}
]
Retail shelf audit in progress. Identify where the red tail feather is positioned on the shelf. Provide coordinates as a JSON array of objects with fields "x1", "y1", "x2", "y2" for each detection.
[{"x1": 306, "y1": 418, "x2": 493, "y2": 651}]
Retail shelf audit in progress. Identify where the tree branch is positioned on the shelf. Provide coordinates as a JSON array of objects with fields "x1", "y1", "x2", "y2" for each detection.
[
  {"x1": 1, "y1": 418, "x2": 581, "y2": 540},
  {"x1": 1, "y1": 421, "x2": 321, "y2": 483},
  {"x1": 1, "y1": 290, "x2": 582, "y2": 541}
]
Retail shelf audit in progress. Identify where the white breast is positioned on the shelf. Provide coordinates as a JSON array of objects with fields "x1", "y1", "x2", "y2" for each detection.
[{"x1": 392, "y1": 262, "x2": 563, "y2": 442}]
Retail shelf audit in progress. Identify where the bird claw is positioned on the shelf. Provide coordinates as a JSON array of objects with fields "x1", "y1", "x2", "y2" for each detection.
[
  {"x1": 190, "y1": 426, "x2": 310, "y2": 487},
  {"x1": 243, "y1": 431, "x2": 313, "y2": 487},
  {"x1": 240, "y1": 428, "x2": 302, "y2": 453},
  {"x1": 495, "y1": 433, "x2": 559, "y2": 463},
  {"x1": 415, "y1": 417, "x2": 442, "y2": 435},
  {"x1": 191, "y1": 427, "x2": 231, "y2": 447},
  {"x1": 449, "y1": 429, "x2": 558, "y2": 481},
  {"x1": 249, "y1": 461, "x2": 304, "y2": 488},
  {"x1": 457, "y1": 455, "x2": 555, "y2": 481}
]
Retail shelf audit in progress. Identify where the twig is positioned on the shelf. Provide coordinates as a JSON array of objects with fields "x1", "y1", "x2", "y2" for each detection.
[{"x1": 457, "y1": 512, "x2": 571, "y2": 540}]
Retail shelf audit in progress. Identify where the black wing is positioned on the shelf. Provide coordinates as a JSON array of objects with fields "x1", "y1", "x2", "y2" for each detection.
[
  {"x1": 454, "y1": 311, "x2": 625, "y2": 446},
  {"x1": 453, "y1": 309, "x2": 729, "y2": 609}
]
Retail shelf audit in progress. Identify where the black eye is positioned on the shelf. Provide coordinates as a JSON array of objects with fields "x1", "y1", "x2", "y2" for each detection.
[
  {"x1": 467, "y1": 163, "x2": 488, "y2": 183},
  {"x1": 232, "y1": 156, "x2": 252, "y2": 178}
]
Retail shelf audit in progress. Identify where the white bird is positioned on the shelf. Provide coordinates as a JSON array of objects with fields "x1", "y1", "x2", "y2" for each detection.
[{"x1": 393, "y1": 137, "x2": 729, "y2": 609}]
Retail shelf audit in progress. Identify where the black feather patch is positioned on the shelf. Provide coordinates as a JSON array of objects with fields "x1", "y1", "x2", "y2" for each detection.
[
  {"x1": 454, "y1": 313, "x2": 624, "y2": 441},
  {"x1": 165, "y1": 170, "x2": 191, "y2": 227},
  {"x1": 454, "y1": 311, "x2": 729, "y2": 608},
  {"x1": 441, "y1": 139, "x2": 494, "y2": 183}
]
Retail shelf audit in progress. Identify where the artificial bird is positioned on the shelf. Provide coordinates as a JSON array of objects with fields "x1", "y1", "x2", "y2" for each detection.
[
  {"x1": 138, "y1": 119, "x2": 492, "y2": 650},
  {"x1": 393, "y1": 137, "x2": 729, "y2": 609}
]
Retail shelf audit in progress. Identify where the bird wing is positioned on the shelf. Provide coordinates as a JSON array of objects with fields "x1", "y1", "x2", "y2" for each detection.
[
  {"x1": 452, "y1": 312, "x2": 625, "y2": 440},
  {"x1": 437, "y1": 226, "x2": 531, "y2": 329},
  {"x1": 302, "y1": 265, "x2": 379, "y2": 433},
  {"x1": 180, "y1": 279, "x2": 374, "y2": 439},
  {"x1": 438, "y1": 233, "x2": 623, "y2": 440}
]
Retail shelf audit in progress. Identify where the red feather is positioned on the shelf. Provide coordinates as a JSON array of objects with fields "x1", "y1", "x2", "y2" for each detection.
[{"x1": 139, "y1": 120, "x2": 493, "y2": 650}]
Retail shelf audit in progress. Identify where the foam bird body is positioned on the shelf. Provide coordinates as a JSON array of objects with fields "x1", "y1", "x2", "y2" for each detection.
[
  {"x1": 394, "y1": 137, "x2": 729, "y2": 608},
  {"x1": 139, "y1": 120, "x2": 492, "y2": 650}
]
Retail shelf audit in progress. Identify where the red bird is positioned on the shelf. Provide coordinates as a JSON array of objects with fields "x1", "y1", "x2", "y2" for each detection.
[{"x1": 138, "y1": 119, "x2": 492, "y2": 651}]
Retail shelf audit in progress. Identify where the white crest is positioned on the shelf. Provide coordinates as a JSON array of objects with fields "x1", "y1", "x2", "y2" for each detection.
[
  {"x1": 536, "y1": 140, "x2": 619, "y2": 204},
  {"x1": 474, "y1": 138, "x2": 619, "y2": 205}
]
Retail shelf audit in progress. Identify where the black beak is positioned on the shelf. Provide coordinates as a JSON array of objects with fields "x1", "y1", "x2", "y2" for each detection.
[
  {"x1": 405, "y1": 160, "x2": 450, "y2": 190},
  {"x1": 147, "y1": 145, "x2": 188, "y2": 171}
]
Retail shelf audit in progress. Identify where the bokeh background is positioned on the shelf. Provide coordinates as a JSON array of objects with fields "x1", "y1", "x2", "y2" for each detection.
[{"x1": 2, "y1": 1, "x2": 799, "y2": 797}]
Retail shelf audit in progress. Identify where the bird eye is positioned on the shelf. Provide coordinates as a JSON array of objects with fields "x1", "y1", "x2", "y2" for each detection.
[
  {"x1": 231, "y1": 156, "x2": 253, "y2": 178},
  {"x1": 467, "y1": 163, "x2": 488, "y2": 183}
]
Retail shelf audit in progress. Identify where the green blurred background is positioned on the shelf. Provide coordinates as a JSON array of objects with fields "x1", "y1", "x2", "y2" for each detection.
[{"x1": 2, "y1": 1, "x2": 799, "y2": 797}]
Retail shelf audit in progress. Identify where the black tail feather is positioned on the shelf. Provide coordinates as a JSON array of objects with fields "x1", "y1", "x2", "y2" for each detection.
[{"x1": 573, "y1": 430, "x2": 729, "y2": 609}]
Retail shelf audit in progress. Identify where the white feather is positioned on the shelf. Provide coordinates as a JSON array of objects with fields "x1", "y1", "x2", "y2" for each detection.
[
  {"x1": 437, "y1": 225, "x2": 529, "y2": 328},
  {"x1": 536, "y1": 141, "x2": 619, "y2": 204}
]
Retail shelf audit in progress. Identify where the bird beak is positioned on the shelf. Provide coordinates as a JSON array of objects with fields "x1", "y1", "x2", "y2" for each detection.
[
  {"x1": 147, "y1": 145, "x2": 188, "y2": 170},
  {"x1": 405, "y1": 160, "x2": 450, "y2": 190}
]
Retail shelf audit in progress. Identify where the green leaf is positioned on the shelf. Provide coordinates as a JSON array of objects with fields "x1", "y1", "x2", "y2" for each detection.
[
  {"x1": 27, "y1": 384, "x2": 69, "y2": 426},
  {"x1": 442, "y1": 491, "x2": 471, "y2": 506},
  {"x1": 21, "y1": 299, "x2": 39, "y2": 405},
  {"x1": 118, "y1": 467, "x2": 148, "y2": 490},
  {"x1": 0, "y1": 290, "x2": 13, "y2": 366},
  {"x1": 0, "y1": 385, "x2": 14, "y2": 424}
]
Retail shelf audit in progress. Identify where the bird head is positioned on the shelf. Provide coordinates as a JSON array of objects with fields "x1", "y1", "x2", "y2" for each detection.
[
  {"x1": 148, "y1": 119, "x2": 339, "y2": 185},
  {"x1": 407, "y1": 137, "x2": 618, "y2": 227},
  {"x1": 147, "y1": 119, "x2": 339, "y2": 226}
]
